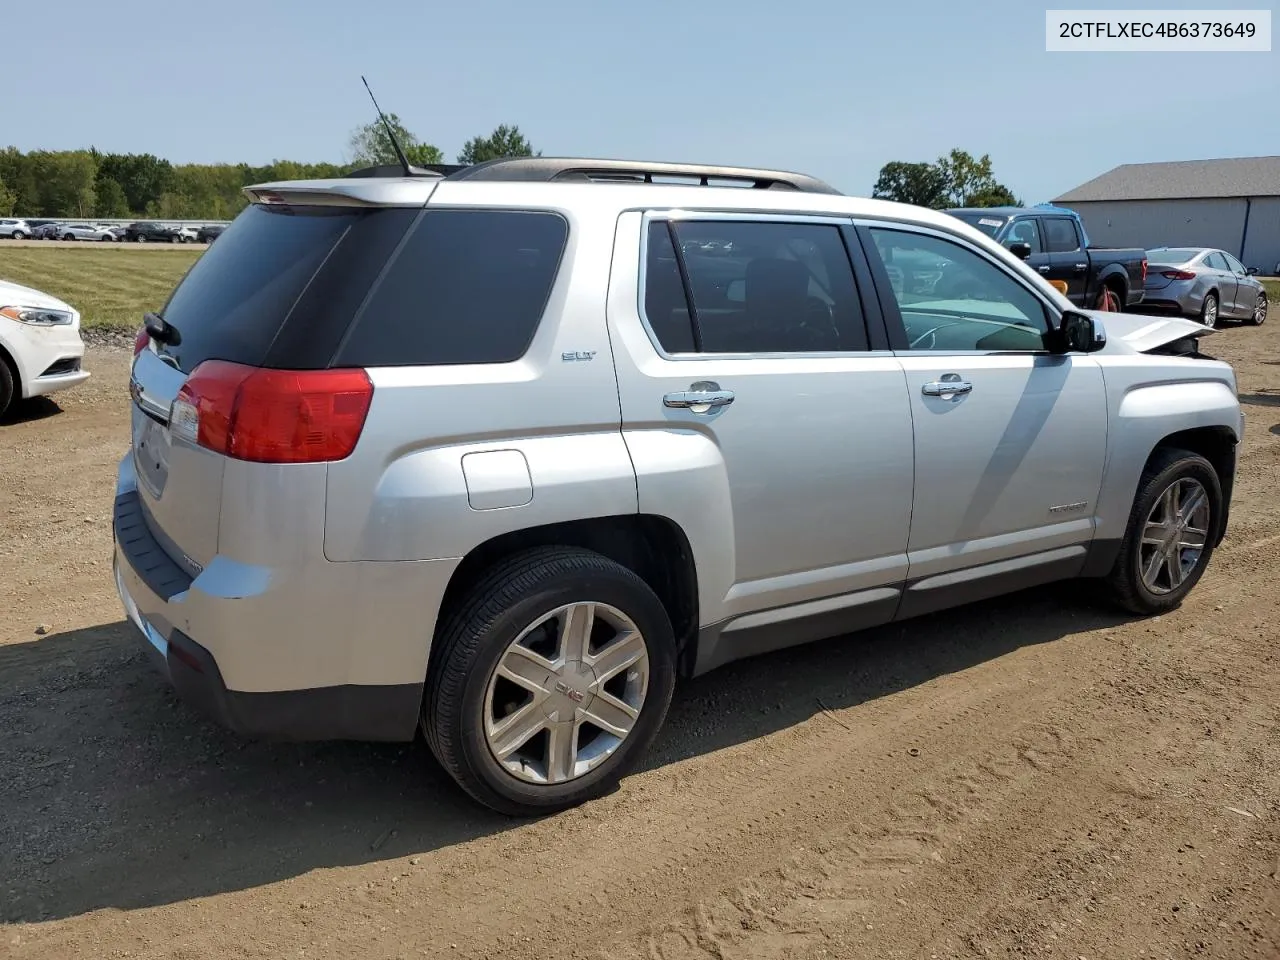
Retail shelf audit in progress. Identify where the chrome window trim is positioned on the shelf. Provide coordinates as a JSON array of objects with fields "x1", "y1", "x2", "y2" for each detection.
[{"x1": 635, "y1": 208, "x2": 886, "y2": 362}]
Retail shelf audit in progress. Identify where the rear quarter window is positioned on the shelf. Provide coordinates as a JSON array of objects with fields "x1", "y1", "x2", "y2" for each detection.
[
  {"x1": 336, "y1": 209, "x2": 569, "y2": 367},
  {"x1": 156, "y1": 204, "x2": 384, "y2": 372}
]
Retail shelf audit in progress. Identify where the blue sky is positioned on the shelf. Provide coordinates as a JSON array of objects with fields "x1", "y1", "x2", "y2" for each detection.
[{"x1": 4, "y1": 0, "x2": 1276, "y2": 202}]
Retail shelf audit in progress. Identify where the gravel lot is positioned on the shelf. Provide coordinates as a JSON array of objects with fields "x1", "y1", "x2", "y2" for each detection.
[{"x1": 1, "y1": 329, "x2": 1278, "y2": 959}]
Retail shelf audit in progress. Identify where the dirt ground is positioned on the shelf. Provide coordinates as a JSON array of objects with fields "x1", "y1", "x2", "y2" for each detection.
[{"x1": 1, "y1": 327, "x2": 1278, "y2": 960}]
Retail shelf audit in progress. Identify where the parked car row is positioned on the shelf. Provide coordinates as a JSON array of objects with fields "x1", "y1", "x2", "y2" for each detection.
[
  {"x1": 945, "y1": 205, "x2": 1268, "y2": 329},
  {"x1": 0, "y1": 218, "x2": 227, "y2": 244}
]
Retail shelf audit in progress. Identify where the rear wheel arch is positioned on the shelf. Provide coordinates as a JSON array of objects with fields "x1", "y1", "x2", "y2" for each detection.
[
  {"x1": 1095, "y1": 268, "x2": 1128, "y2": 309},
  {"x1": 434, "y1": 514, "x2": 700, "y2": 676}
]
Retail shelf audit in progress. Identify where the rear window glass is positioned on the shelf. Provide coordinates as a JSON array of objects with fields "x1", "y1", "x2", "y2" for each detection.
[
  {"x1": 1042, "y1": 217, "x2": 1081, "y2": 253},
  {"x1": 1145, "y1": 248, "x2": 1200, "y2": 262},
  {"x1": 157, "y1": 205, "x2": 363, "y2": 372},
  {"x1": 337, "y1": 209, "x2": 569, "y2": 367}
]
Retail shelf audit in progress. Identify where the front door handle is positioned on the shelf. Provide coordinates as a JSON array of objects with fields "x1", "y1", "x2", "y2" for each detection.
[
  {"x1": 1037, "y1": 264, "x2": 1051, "y2": 274},
  {"x1": 664, "y1": 381, "x2": 735, "y2": 411},
  {"x1": 922, "y1": 378, "x2": 973, "y2": 398}
]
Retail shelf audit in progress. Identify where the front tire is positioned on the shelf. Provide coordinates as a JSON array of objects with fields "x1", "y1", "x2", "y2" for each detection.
[
  {"x1": 1200, "y1": 293, "x2": 1219, "y2": 328},
  {"x1": 1247, "y1": 293, "x2": 1267, "y2": 326},
  {"x1": 423, "y1": 547, "x2": 677, "y2": 816},
  {"x1": 0, "y1": 358, "x2": 14, "y2": 419},
  {"x1": 1106, "y1": 448, "x2": 1222, "y2": 615}
]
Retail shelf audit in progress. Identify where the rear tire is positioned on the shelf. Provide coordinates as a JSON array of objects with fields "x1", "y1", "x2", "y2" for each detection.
[
  {"x1": 1200, "y1": 293, "x2": 1219, "y2": 328},
  {"x1": 1247, "y1": 293, "x2": 1267, "y2": 326},
  {"x1": 1105, "y1": 448, "x2": 1222, "y2": 616},
  {"x1": 423, "y1": 547, "x2": 676, "y2": 816}
]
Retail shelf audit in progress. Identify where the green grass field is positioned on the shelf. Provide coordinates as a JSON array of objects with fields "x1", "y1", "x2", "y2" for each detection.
[
  {"x1": 1262, "y1": 278, "x2": 1279, "y2": 303},
  {"x1": 0, "y1": 246, "x2": 202, "y2": 330}
]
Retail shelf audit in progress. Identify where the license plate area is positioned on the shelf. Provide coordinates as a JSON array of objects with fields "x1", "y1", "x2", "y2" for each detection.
[{"x1": 133, "y1": 407, "x2": 172, "y2": 499}]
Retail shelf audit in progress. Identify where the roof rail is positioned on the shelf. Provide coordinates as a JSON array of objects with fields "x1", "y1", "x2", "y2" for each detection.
[{"x1": 444, "y1": 157, "x2": 841, "y2": 195}]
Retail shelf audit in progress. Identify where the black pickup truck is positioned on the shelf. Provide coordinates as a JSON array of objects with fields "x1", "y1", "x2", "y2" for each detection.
[{"x1": 947, "y1": 205, "x2": 1147, "y2": 312}]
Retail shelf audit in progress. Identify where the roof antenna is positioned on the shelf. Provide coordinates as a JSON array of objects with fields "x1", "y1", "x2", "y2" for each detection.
[{"x1": 361, "y1": 74, "x2": 414, "y2": 176}]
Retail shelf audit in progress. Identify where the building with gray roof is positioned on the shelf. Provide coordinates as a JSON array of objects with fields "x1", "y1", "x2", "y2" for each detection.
[{"x1": 1053, "y1": 156, "x2": 1280, "y2": 274}]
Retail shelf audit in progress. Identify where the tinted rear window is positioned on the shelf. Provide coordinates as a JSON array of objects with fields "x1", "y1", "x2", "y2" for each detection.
[
  {"x1": 336, "y1": 209, "x2": 569, "y2": 367},
  {"x1": 1145, "y1": 248, "x2": 1201, "y2": 262},
  {"x1": 157, "y1": 205, "x2": 367, "y2": 372}
]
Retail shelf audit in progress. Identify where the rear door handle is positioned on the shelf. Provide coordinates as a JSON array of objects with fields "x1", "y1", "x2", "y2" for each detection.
[
  {"x1": 664, "y1": 381, "x2": 735, "y2": 411},
  {"x1": 922, "y1": 379, "x2": 973, "y2": 398},
  {"x1": 1074, "y1": 263, "x2": 1088, "y2": 272},
  {"x1": 1037, "y1": 265, "x2": 1051, "y2": 274}
]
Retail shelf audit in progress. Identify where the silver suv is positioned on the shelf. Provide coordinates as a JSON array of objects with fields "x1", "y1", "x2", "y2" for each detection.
[{"x1": 113, "y1": 158, "x2": 1243, "y2": 814}]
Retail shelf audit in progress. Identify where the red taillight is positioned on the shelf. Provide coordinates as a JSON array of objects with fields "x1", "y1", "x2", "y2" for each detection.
[
  {"x1": 1162, "y1": 270, "x2": 1197, "y2": 280},
  {"x1": 133, "y1": 326, "x2": 150, "y2": 357},
  {"x1": 171, "y1": 361, "x2": 373, "y2": 464},
  {"x1": 1141, "y1": 258, "x2": 1148, "y2": 283}
]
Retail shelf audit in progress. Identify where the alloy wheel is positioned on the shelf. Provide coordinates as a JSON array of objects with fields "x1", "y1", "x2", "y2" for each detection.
[
  {"x1": 483, "y1": 602, "x2": 649, "y2": 785},
  {"x1": 1139, "y1": 478, "x2": 1210, "y2": 595},
  {"x1": 1254, "y1": 295, "x2": 1268, "y2": 325},
  {"x1": 1203, "y1": 297, "x2": 1218, "y2": 328}
]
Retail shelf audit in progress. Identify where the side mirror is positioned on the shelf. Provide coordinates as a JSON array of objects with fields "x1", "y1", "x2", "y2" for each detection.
[
  {"x1": 1008, "y1": 241, "x2": 1032, "y2": 260},
  {"x1": 1247, "y1": 266, "x2": 1259, "y2": 275},
  {"x1": 1050, "y1": 311, "x2": 1106, "y2": 354}
]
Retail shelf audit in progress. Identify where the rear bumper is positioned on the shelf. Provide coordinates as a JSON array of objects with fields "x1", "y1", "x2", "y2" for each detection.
[
  {"x1": 1138, "y1": 288, "x2": 1200, "y2": 315},
  {"x1": 116, "y1": 561, "x2": 422, "y2": 741},
  {"x1": 111, "y1": 475, "x2": 450, "y2": 742}
]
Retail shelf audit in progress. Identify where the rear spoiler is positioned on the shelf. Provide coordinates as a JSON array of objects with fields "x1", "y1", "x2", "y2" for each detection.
[{"x1": 242, "y1": 177, "x2": 441, "y2": 208}]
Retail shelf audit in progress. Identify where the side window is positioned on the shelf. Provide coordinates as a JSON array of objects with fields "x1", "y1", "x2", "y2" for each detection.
[
  {"x1": 643, "y1": 223, "x2": 697, "y2": 353},
  {"x1": 1042, "y1": 217, "x2": 1081, "y2": 253},
  {"x1": 1205, "y1": 252, "x2": 1229, "y2": 271},
  {"x1": 339, "y1": 209, "x2": 568, "y2": 366},
  {"x1": 644, "y1": 219, "x2": 868, "y2": 354},
  {"x1": 1004, "y1": 219, "x2": 1043, "y2": 255},
  {"x1": 1223, "y1": 252, "x2": 1247, "y2": 274},
  {"x1": 869, "y1": 228, "x2": 1050, "y2": 352}
]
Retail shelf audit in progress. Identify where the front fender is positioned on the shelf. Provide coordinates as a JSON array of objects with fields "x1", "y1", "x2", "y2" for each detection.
[{"x1": 1093, "y1": 374, "x2": 1242, "y2": 543}]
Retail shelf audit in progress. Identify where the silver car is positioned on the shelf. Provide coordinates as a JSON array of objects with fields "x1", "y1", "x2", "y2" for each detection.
[
  {"x1": 0, "y1": 218, "x2": 32, "y2": 239},
  {"x1": 1143, "y1": 247, "x2": 1267, "y2": 328},
  {"x1": 114, "y1": 158, "x2": 1243, "y2": 815},
  {"x1": 59, "y1": 223, "x2": 116, "y2": 242}
]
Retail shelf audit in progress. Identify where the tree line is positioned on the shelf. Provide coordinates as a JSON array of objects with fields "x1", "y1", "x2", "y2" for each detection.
[
  {"x1": 0, "y1": 121, "x2": 538, "y2": 220},
  {"x1": 871, "y1": 149, "x2": 1020, "y2": 209},
  {"x1": 0, "y1": 127, "x2": 1020, "y2": 221}
]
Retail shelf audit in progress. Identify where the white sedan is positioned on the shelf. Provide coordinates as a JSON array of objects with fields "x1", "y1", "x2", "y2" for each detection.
[
  {"x1": 0, "y1": 278, "x2": 90, "y2": 417},
  {"x1": 59, "y1": 223, "x2": 116, "y2": 241}
]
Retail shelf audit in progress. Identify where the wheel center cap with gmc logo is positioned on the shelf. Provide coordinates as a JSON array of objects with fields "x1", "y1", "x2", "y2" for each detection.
[{"x1": 544, "y1": 662, "x2": 596, "y2": 721}]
